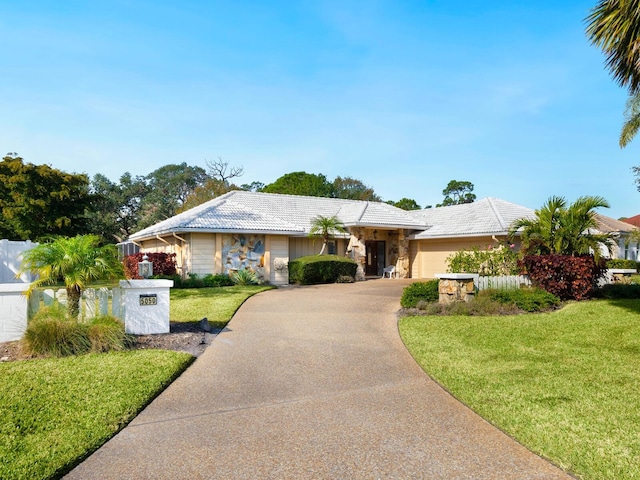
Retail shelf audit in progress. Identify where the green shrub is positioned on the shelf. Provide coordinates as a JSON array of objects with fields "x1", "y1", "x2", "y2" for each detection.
[
  {"x1": 594, "y1": 283, "x2": 640, "y2": 299},
  {"x1": 22, "y1": 308, "x2": 127, "y2": 357},
  {"x1": 400, "y1": 280, "x2": 439, "y2": 308},
  {"x1": 230, "y1": 269, "x2": 259, "y2": 285},
  {"x1": 446, "y1": 243, "x2": 519, "y2": 275},
  {"x1": 159, "y1": 273, "x2": 235, "y2": 289},
  {"x1": 203, "y1": 273, "x2": 234, "y2": 287},
  {"x1": 486, "y1": 288, "x2": 560, "y2": 312},
  {"x1": 288, "y1": 255, "x2": 357, "y2": 285},
  {"x1": 606, "y1": 258, "x2": 640, "y2": 270}
]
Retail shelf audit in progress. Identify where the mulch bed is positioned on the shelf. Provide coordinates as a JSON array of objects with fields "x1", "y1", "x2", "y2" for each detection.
[{"x1": 0, "y1": 322, "x2": 219, "y2": 363}]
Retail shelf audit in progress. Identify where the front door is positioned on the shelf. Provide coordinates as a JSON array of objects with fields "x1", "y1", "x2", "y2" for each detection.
[{"x1": 365, "y1": 241, "x2": 386, "y2": 276}]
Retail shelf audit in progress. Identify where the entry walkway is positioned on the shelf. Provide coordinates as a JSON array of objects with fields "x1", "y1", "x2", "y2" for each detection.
[{"x1": 66, "y1": 280, "x2": 572, "y2": 479}]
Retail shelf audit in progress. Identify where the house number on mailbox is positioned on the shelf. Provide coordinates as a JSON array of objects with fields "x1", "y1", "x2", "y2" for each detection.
[{"x1": 139, "y1": 294, "x2": 157, "y2": 306}]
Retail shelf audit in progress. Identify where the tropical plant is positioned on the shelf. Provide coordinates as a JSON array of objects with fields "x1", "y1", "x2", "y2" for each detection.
[
  {"x1": 308, "y1": 215, "x2": 347, "y2": 255},
  {"x1": 447, "y1": 243, "x2": 519, "y2": 276},
  {"x1": 509, "y1": 195, "x2": 615, "y2": 261},
  {"x1": 229, "y1": 269, "x2": 259, "y2": 285},
  {"x1": 586, "y1": 1, "x2": 640, "y2": 147},
  {"x1": 19, "y1": 235, "x2": 125, "y2": 318},
  {"x1": 586, "y1": 0, "x2": 640, "y2": 94}
]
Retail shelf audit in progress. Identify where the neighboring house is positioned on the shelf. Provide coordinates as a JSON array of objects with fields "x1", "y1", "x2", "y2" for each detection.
[
  {"x1": 594, "y1": 214, "x2": 639, "y2": 261},
  {"x1": 622, "y1": 213, "x2": 640, "y2": 229},
  {"x1": 128, "y1": 191, "x2": 536, "y2": 285}
]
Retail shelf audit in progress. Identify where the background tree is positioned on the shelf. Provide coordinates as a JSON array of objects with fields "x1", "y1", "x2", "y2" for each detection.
[
  {"x1": 509, "y1": 195, "x2": 615, "y2": 260},
  {"x1": 19, "y1": 235, "x2": 124, "y2": 318},
  {"x1": 332, "y1": 176, "x2": 381, "y2": 201},
  {"x1": 139, "y1": 163, "x2": 208, "y2": 228},
  {"x1": 179, "y1": 158, "x2": 245, "y2": 212},
  {"x1": 240, "y1": 181, "x2": 265, "y2": 192},
  {"x1": 387, "y1": 198, "x2": 421, "y2": 210},
  {"x1": 308, "y1": 215, "x2": 347, "y2": 255},
  {"x1": 88, "y1": 172, "x2": 149, "y2": 243},
  {"x1": 437, "y1": 180, "x2": 476, "y2": 207},
  {"x1": 263, "y1": 172, "x2": 335, "y2": 197},
  {"x1": 0, "y1": 154, "x2": 91, "y2": 240}
]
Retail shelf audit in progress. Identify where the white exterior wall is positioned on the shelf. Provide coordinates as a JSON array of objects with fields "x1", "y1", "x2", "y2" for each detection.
[
  {"x1": 269, "y1": 236, "x2": 289, "y2": 285},
  {"x1": 0, "y1": 283, "x2": 30, "y2": 342}
]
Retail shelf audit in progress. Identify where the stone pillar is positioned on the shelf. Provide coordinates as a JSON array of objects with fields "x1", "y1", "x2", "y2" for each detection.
[
  {"x1": 434, "y1": 273, "x2": 477, "y2": 304},
  {"x1": 347, "y1": 229, "x2": 366, "y2": 281},
  {"x1": 395, "y1": 230, "x2": 410, "y2": 279}
]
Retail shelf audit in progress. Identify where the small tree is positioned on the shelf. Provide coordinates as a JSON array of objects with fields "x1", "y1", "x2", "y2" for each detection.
[
  {"x1": 308, "y1": 215, "x2": 347, "y2": 255},
  {"x1": 20, "y1": 235, "x2": 124, "y2": 319}
]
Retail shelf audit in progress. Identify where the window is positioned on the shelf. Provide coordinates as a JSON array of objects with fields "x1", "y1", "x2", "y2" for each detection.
[{"x1": 327, "y1": 241, "x2": 337, "y2": 255}]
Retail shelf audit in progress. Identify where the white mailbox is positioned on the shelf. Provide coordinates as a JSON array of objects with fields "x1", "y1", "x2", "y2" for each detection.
[{"x1": 119, "y1": 279, "x2": 173, "y2": 334}]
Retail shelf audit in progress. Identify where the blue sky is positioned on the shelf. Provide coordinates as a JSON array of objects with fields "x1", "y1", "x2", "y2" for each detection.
[{"x1": 1, "y1": 0, "x2": 638, "y2": 218}]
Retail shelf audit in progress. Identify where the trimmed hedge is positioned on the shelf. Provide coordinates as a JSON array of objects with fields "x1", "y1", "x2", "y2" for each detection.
[
  {"x1": 288, "y1": 255, "x2": 357, "y2": 285},
  {"x1": 606, "y1": 258, "x2": 639, "y2": 270},
  {"x1": 401, "y1": 280, "x2": 439, "y2": 308},
  {"x1": 157, "y1": 273, "x2": 234, "y2": 289}
]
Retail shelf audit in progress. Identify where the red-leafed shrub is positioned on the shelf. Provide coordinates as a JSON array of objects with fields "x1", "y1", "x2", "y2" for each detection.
[
  {"x1": 519, "y1": 254, "x2": 606, "y2": 301},
  {"x1": 123, "y1": 252, "x2": 177, "y2": 279}
]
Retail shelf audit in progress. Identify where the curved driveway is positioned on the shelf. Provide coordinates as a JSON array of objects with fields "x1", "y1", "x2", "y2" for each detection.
[{"x1": 67, "y1": 280, "x2": 572, "y2": 479}]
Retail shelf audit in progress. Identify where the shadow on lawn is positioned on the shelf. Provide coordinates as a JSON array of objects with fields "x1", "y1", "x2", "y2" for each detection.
[{"x1": 601, "y1": 297, "x2": 640, "y2": 315}]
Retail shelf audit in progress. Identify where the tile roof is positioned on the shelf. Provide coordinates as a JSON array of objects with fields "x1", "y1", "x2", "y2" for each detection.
[
  {"x1": 408, "y1": 198, "x2": 536, "y2": 239},
  {"x1": 594, "y1": 214, "x2": 638, "y2": 234},
  {"x1": 129, "y1": 191, "x2": 428, "y2": 241}
]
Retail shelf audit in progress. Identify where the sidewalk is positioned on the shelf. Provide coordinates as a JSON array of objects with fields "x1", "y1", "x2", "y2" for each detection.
[{"x1": 66, "y1": 280, "x2": 572, "y2": 479}]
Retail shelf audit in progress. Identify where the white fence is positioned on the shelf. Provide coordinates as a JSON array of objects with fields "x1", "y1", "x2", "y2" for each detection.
[
  {"x1": 0, "y1": 239, "x2": 36, "y2": 283},
  {"x1": 476, "y1": 275, "x2": 531, "y2": 291},
  {"x1": 29, "y1": 287, "x2": 124, "y2": 321}
]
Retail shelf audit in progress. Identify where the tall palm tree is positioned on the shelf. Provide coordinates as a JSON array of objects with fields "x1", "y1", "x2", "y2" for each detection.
[
  {"x1": 586, "y1": 0, "x2": 640, "y2": 93},
  {"x1": 20, "y1": 235, "x2": 124, "y2": 319},
  {"x1": 587, "y1": 1, "x2": 640, "y2": 146},
  {"x1": 620, "y1": 90, "x2": 640, "y2": 147},
  {"x1": 509, "y1": 195, "x2": 615, "y2": 261},
  {"x1": 308, "y1": 215, "x2": 347, "y2": 255}
]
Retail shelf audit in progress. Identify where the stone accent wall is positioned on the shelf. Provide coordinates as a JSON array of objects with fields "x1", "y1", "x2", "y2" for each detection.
[
  {"x1": 395, "y1": 230, "x2": 410, "y2": 279},
  {"x1": 347, "y1": 228, "x2": 366, "y2": 281}
]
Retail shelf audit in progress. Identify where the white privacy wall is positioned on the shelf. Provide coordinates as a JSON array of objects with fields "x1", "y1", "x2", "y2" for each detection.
[{"x1": 0, "y1": 283, "x2": 29, "y2": 342}]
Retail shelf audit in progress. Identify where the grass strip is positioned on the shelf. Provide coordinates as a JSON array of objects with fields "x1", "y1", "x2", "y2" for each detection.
[
  {"x1": 170, "y1": 285, "x2": 272, "y2": 327},
  {"x1": 399, "y1": 299, "x2": 640, "y2": 480},
  {"x1": 0, "y1": 350, "x2": 193, "y2": 480}
]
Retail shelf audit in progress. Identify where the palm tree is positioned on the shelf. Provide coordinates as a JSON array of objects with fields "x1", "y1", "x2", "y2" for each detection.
[
  {"x1": 620, "y1": 90, "x2": 640, "y2": 147},
  {"x1": 308, "y1": 215, "x2": 347, "y2": 255},
  {"x1": 509, "y1": 195, "x2": 615, "y2": 261},
  {"x1": 20, "y1": 235, "x2": 124, "y2": 319},
  {"x1": 587, "y1": 1, "x2": 640, "y2": 146},
  {"x1": 586, "y1": 0, "x2": 640, "y2": 93}
]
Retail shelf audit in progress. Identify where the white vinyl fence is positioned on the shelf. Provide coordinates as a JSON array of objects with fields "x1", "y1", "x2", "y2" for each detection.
[
  {"x1": 29, "y1": 287, "x2": 124, "y2": 321},
  {"x1": 476, "y1": 275, "x2": 532, "y2": 291}
]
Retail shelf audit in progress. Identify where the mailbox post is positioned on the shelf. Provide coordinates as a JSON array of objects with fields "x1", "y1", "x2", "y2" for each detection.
[{"x1": 120, "y1": 279, "x2": 173, "y2": 334}]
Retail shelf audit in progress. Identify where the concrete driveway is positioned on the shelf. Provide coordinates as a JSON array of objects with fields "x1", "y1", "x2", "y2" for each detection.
[{"x1": 66, "y1": 279, "x2": 572, "y2": 479}]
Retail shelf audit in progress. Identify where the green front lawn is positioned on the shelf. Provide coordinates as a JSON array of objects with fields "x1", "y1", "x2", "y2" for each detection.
[
  {"x1": 399, "y1": 299, "x2": 640, "y2": 480},
  {"x1": 1, "y1": 285, "x2": 270, "y2": 479},
  {"x1": 0, "y1": 351, "x2": 193, "y2": 480},
  {"x1": 170, "y1": 285, "x2": 272, "y2": 327}
]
